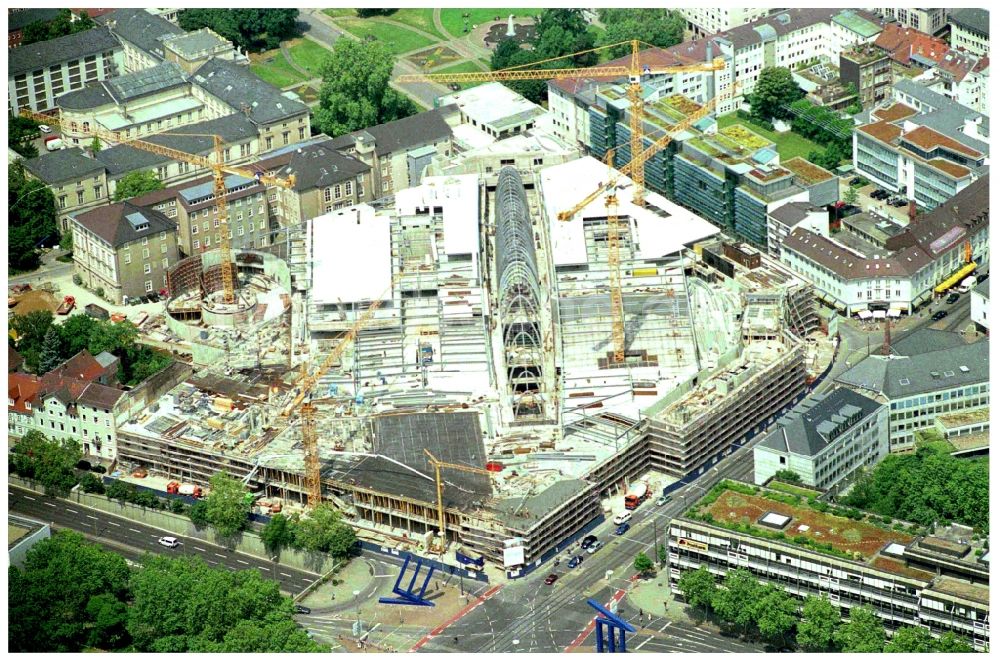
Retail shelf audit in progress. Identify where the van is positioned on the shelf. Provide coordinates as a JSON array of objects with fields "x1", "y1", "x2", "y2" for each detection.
[
  {"x1": 613, "y1": 511, "x2": 632, "y2": 526},
  {"x1": 157, "y1": 536, "x2": 179, "y2": 548}
]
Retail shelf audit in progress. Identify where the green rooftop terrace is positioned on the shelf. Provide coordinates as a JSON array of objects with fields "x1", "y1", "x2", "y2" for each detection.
[{"x1": 686, "y1": 480, "x2": 927, "y2": 565}]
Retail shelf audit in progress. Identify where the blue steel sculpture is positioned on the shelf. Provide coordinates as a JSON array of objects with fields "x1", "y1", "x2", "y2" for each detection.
[
  {"x1": 378, "y1": 555, "x2": 436, "y2": 607},
  {"x1": 587, "y1": 598, "x2": 636, "y2": 652}
]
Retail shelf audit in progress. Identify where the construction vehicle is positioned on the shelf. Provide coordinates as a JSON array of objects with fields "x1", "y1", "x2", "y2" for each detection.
[
  {"x1": 423, "y1": 449, "x2": 493, "y2": 551},
  {"x1": 624, "y1": 481, "x2": 650, "y2": 510},
  {"x1": 20, "y1": 109, "x2": 295, "y2": 306},
  {"x1": 56, "y1": 295, "x2": 76, "y2": 315},
  {"x1": 398, "y1": 39, "x2": 724, "y2": 206}
]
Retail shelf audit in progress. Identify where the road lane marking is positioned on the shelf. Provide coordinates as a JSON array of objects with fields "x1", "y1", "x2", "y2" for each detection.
[
  {"x1": 194, "y1": 547, "x2": 206, "y2": 552},
  {"x1": 258, "y1": 566, "x2": 269, "y2": 571},
  {"x1": 65, "y1": 508, "x2": 79, "y2": 513},
  {"x1": 237, "y1": 559, "x2": 249, "y2": 565},
  {"x1": 636, "y1": 636, "x2": 654, "y2": 651},
  {"x1": 129, "y1": 528, "x2": 141, "y2": 533},
  {"x1": 280, "y1": 572, "x2": 292, "y2": 577},
  {"x1": 214, "y1": 553, "x2": 226, "y2": 559},
  {"x1": 24, "y1": 496, "x2": 35, "y2": 501},
  {"x1": 108, "y1": 521, "x2": 120, "y2": 526},
  {"x1": 44, "y1": 502, "x2": 55, "y2": 507},
  {"x1": 86, "y1": 515, "x2": 98, "y2": 520}
]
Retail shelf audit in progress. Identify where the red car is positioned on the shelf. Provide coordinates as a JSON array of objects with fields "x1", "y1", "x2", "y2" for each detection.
[{"x1": 544, "y1": 573, "x2": 559, "y2": 585}]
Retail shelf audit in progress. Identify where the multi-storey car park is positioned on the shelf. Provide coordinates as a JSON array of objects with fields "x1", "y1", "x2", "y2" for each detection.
[
  {"x1": 669, "y1": 480, "x2": 989, "y2": 649},
  {"x1": 111, "y1": 150, "x2": 836, "y2": 577}
]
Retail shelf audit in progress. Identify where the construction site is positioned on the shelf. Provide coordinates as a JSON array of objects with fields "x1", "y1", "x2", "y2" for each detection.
[{"x1": 114, "y1": 145, "x2": 834, "y2": 574}]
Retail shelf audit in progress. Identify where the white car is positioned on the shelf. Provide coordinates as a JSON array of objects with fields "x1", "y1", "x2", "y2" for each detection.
[
  {"x1": 158, "y1": 536, "x2": 179, "y2": 548},
  {"x1": 38, "y1": 124, "x2": 52, "y2": 134},
  {"x1": 613, "y1": 511, "x2": 633, "y2": 525}
]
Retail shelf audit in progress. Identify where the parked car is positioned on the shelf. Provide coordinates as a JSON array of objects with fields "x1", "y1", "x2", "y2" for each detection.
[
  {"x1": 544, "y1": 573, "x2": 559, "y2": 585},
  {"x1": 567, "y1": 555, "x2": 584, "y2": 569},
  {"x1": 294, "y1": 605, "x2": 312, "y2": 614},
  {"x1": 976, "y1": 273, "x2": 989, "y2": 283},
  {"x1": 38, "y1": 124, "x2": 52, "y2": 134},
  {"x1": 585, "y1": 540, "x2": 604, "y2": 554},
  {"x1": 849, "y1": 176, "x2": 864, "y2": 186},
  {"x1": 580, "y1": 534, "x2": 598, "y2": 549},
  {"x1": 892, "y1": 199, "x2": 908, "y2": 207},
  {"x1": 872, "y1": 190, "x2": 889, "y2": 200},
  {"x1": 158, "y1": 536, "x2": 179, "y2": 548},
  {"x1": 946, "y1": 293, "x2": 961, "y2": 304},
  {"x1": 932, "y1": 310, "x2": 949, "y2": 321},
  {"x1": 655, "y1": 495, "x2": 671, "y2": 507},
  {"x1": 615, "y1": 522, "x2": 631, "y2": 536}
]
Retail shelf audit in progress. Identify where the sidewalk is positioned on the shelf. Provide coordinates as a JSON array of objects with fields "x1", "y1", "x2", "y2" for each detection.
[{"x1": 625, "y1": 573, "x2": 691, "y2": 622}]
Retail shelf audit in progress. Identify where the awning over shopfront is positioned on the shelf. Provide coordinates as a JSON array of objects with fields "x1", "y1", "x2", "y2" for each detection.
[
  {"x1": 872, "y1": 310, "x2": 886, "y2": 320},
  {"x1": 888, "y1": 309, "x2": 901, "y2": 318},
  {"x1": 935, "y1": 262, "x2": 977, "y2": 293},
  {"x1": 857, "y1": 310, "x2": 872, "y2": 319}
]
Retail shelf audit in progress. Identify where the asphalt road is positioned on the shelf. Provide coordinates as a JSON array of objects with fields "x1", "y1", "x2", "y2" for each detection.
[{"x1": 9, "y1": 485, "x2": 320, "y2": 595}]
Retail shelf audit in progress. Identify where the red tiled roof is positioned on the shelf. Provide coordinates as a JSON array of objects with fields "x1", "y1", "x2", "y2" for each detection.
[
  {"x1": 901, "y1": 125, "x2": 984, "y2": 158},
  {"x1": 8, "y1": 373, "x2": 40, "y2": 414},
  {"x1": 872, "y1": 102, "x2": 918, "y2": 122},
  {"x1": 972, "y1": 57, "x2": 989, "y2": 74},
  {"x1": 49, "y1": 349, "x2": 105, "y2": 383},
  {"x1": 875, "y1": 23, "x2": 949, "y2": 65},
  {"x1": 936, "y1": 50, "x2": 978, "y2": 82},
  {"x1": 858, "y1": 121, "x2": 903, "y2": 145}
]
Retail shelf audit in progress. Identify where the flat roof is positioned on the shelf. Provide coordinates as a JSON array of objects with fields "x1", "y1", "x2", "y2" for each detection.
[
  {"x1": 540, "y1": 156, "x2": 721, "y2": 267},
  {"x1": 311, "y1": 205, "x2": 392, "y2": 304},
  {"x1": 395, "y1": 174, "x2": 480, "y2": 257},
  {"x1": 438, "y1": 82, "x2": 545, "y2": 131}
]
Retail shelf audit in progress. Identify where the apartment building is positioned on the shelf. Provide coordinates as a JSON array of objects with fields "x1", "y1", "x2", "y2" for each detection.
[
  {"x1": 8, "y1": 350, "x2": 127, "y2": 461},
  {"x1": 669, "y1": 481, "x2": 989, "y2": 650},
  {"x1": 679, "y1": 8, "x2": 772, "y2": 38},
  {"x1": 753, "y1": 387, "x2": 888, "y2": 490},
  {"x1": 72, "y1": 201, "x2": 181, "y2": 303},
  {"x1": 779, "y1": 177, "x2": 989, "y2": 315},
  {"x1": 835, "y1": 335, "x2": 989, "y2": 451},
  {"x1": 8, "y1": 27, "x2": 123, "y2": 115},
  {"x1": 879, "y1": 8, "x2": 948, "y2": 36},
  {"x1": 971, "y1": 278, "x2": 988, "y2": 333},
  {"x1": 22, "y1": 148, "x2": 111, "y2": 233},
  {"x1": 948, "y1": 9, "x2": 989, "y2": 58},
  {"x1": 767, "y1": 201, "x2": 829, "y2": 259},
  {"x1": 912, "y1": 55, "x2": 990, "y2": 116},
  {"x1": 95, "y1": 7, "x2": 184, "y2": 73},
  {"x1": 840, "y1": 44, "x2": 892, "y2": 107},
  {"x1": 854, "y1": 85, "x2": 987, "y2": 210}
]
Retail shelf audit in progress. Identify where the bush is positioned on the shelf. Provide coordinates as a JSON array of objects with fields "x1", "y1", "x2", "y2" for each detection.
[
  {"x1": 169, "y1": 498, "x2": 185, "y2": 514},
  {"x1": 72, "y1": 274, "x2": 83, "y2": 286},
  {"x1": 95, "y1": 287, "x2": 105, "y2": 299},
  {"x1": 79, "y1": 473, "x2": 105, "y2": 494},
  {"x1": 75, "y1": 459, "x2": 93, "y2": 471},
  {"x1": 93, "y1": 465, "x2": 107, "y2": 474},
  {"x1": 188, "y1": 500, "x2": 210, "y2": 529}
]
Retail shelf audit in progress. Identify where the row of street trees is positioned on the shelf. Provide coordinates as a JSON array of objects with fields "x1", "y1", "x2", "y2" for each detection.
[{"x1": 677, "y1": 566, "x2": 974, "y2": 652}]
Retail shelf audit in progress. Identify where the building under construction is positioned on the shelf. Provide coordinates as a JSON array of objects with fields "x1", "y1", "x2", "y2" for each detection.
[{"x1": 118, "y1": 156, "x2": 831, "y2": 573}]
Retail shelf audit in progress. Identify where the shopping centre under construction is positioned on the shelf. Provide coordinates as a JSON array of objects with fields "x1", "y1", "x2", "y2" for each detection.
[{"x1": 118, "y1": 156, "x2": 833, "y2": 572}]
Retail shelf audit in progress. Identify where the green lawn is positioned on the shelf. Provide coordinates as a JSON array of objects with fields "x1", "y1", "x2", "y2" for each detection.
[
  {"x1": 322, "y1": 9, "x2": 356, "y2": 19},
  {"x1": 716, "y1": 113, "x2": 826, "y2": 162},
  {"x1": 286, "y1": 39, "x2": 330, "y2": 78},
  {"x1": 390, "y1": 8, "x2": 447, "y2": 41},
  {"x1": 337, "y1": 18, "x2": 437, "y2": 55},
  {"x1": 439, "y1": 8, "x2": 542, "y2": 39},
  {"x1": 250, "y1": 51, "x2": 306, "y2": 89},
  {"x1": 433, "y1": 60, "x2": 489, "y2": 90}
]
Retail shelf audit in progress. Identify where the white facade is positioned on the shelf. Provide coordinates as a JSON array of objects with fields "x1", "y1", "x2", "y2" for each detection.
[
  {"x1": 767, "y1": 206, "x2": 829, "y2": 258},
  {"x1": 680, "y1": 8, "x2": 771, "y2": 37},
  {"x1": 971, "y1": 281, "x2": 988, "y2": 331},
  {"x1": 880, "y1": 8, "x2": 947, "y2": 35},
  {"x1": 950, "y1": 20, "x2": 989, "y2": 58}
]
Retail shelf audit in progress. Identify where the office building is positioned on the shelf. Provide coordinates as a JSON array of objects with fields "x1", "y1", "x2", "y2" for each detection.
[{"x1": 948, "y1": 9, "x2": 989, "y2": 58}]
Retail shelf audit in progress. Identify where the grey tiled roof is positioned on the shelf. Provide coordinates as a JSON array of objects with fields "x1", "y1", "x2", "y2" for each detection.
[
  {"x1": 22, "y1": 148, "x2": 106, "y2": 185},
  {"x1": 95, "y1": 114, "x2": 258, "y2": 175},
  {"x1": 74, "y1": 200, "x2": 176, "y2": 248},
  {"x1": 759, "y1": 387, "x2": 883, "y2": 457},
  {"x1": 974, "y1": 277, "x2": 988, "y2": 299},
  {"x1": 889, "y1": 329, "x2": 969, "y2": 357},
  {"x1": 57, "y1": 62, "x2": 189, "y2": 110},
  {"x1": 97, "y1": 8, "x2": 183, "y2": 61},
  {"x1": 265, "y1": 141, "x2": 370, "y2": 191},
  {"x1": 9, "y1": 27, "x2": 121, "y2": 76},
  {"x1": 835, "y1": 339, "x2": 989, "y2": 400},
  {"x1": 56, "y1": 84, "x2": 114, "y2": 110},
  {"x1": 164, "y1": 29, "x2": 229, "y2": 58},
  {"x1": 192, "y1": 58, "x2": 308, "y2": 125},
  {"x1": 949, "y1": 8, "x2": 989, "y2": 36},
  {"x1": 327, "y1": 106, "x2": 454, "y2": 156},
  {"x1": 768, "y1": 201, "x2": 818, "y2": 229}
]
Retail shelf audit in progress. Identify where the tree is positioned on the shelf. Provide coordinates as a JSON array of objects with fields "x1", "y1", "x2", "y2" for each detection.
[
  {"x1": 215, "y1": 611, "x2": 326, "y2": 652},
  {"x1": 38, "y1": 327, "x2": 64, "y2": 374},
  {"x1": 598, "y1": 10, "x2": 685, "y2": 59},
  {"x1": 90, "y1": 136, "x2": 102, "y2": 154},
  {"x1": 356, "y1": 9, "x2": 396, "y2": 18},
  {"x1": 755, "y1": 585, "x2": 799, "y2": 646},
  {"x1": 936, "y1": 631, "x2": 975, "y2": 653},
  {"x1": 80, "y1": 472, "x2": 106, "y2": 494},
  {"x1": 10, "y1": 161, "x2": 59, "y2": 271},
  {"x1": 204, "y1": 472, "x2": 251, "y2": 537},
  {"x1": 178, "y1": 10, "x2": 299, "y2": 51},
  {"x1": 807, "y1": 146, "x2": 843, "y2": 171},
  {"x1": 10, "y1": 431, "x2": 82, "y2": 496},
  {"x1": 491, "y1": 38, "x2": 522, "y2": 71},
  {"x1": 773, "y1": 469, "x2": 803, "y2": 484},
  {"x1": 21, "y1": 9, "x2": 94, "y2": 46},
  {"x1": 85, "y1": 593, "x2": 131, "y2": 650},
  {"x1": 10, "y1": 116, "x2": 41, "y2": 158},
  {"x1": 884, "y1": 626, "x2": 939, "y2": 653},
  {"x1": 22, "y1": 20, "x2": 52, "y2": 46},
  {"x1": 534, "y1": 10, "x2": 597, "y2": 66},
  {"x1": 57, "y1": 314, "x2": 99, "y2": 358},
  {"x1": 677, "y1": 566, "x2": 716, "y2": 620},
  {"x1": 711, "y1": 569, "x2": 766, "y2": 636},
  {"x1": 843, "y1": 185, "x2": 860, "y2": 206},
  {"x1": 113, "y1": 171, "x2": 164, "y2": 201},
  {"x1": 261, "y1": 513, "x2": 295, "y2": 554},
  {"x1": 10, "y1": 310, "x2": 56, "y2": 372},
  {"x1": 633, "y1": 552, "x2": 654, "y2": 576},
  {"x1": 835, "y1": 606, "x2": 885, "y2": 653},
  {"x1": 8, "y1": 531, "x2": 131, "y2": 652},
  {"x1": 748, "y1": 67, "x2": 805, "y2": 121},
  {"x1": 312, "y1": 39, "x2": 416, "y2": 139},
  {"x1": 292, "y1": 503, "x2": 356, "y2": 557},
  {"x1": 188, "y1": 500, "x2": 210, "y2": 529},
  {"x1": 797, "y1": 596, "x2": 841, "y2": 652}
]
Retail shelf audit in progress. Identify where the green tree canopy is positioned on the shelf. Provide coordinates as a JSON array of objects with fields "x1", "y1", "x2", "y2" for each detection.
[
  {"x1": 215, "y1": 611, "x2": 325, "y2": 652},
  {"x1": 261, "y1": 513, "x2": 295, "y2": 554},
  {"x1": 884, "y1": 626, "x2": 940, "y2": 653},
  {"x1": 711, "y1": 569, "x2": 767, "y2": 635},
  {"x1": 534, "y1": 10, "x2": 597, "y2": 65},
  {"x1": 113, "y1": 170, "x2": 165, "y2": 201},
  {"x1": 10, "y1": 161, "x2": 60, "y2": 271},
  {"x1": 748, "y1": 67, "x2": 805, "y2": 122},
  {"x1": 10, "y1": 310, "x2": 56, "y2": 373},
  {"x1": 597, "y1": 9, "x2": 685, "y2": 59},
  {"x1": 797, "y1": 596, "x2": 841, "y2": 652},
  {"x1": 312, "y1": 38, "x2": 416, "y2": 138},
  {"x1": 10, "y1": 116, "x2": 41, "y2": 158},
  {"x1": 10, "y1": 431, "x2": 82, "y2": 495},
  {"x1": 178, "y1": 9, "x2": 298, "y2": 51},
  {"x1": 292, "y1": 503, "x2": 356, "y2": 557},
  {"x1": 38, "y1": 326, "x2": 63, "y2": 374},
  {"x1": 773, "y1": 469, "x2": 803, "y2": 484},
  {"x1": 755, "y1": 584, "x2": 799, "y2": 646},
  {"x1": 633, "y1": 552, "x2": 654, "y2": 576},
  {"x1": 22, "y1": 9, "x2": 94, "y2": 46},
  {"x1": 936, "y1": 631, "x2": 975, "y2": 653},
  {"x1": 204, "y1": 472, "x2": 251, "y2": 537},
  {"x1": 8, "y1": 531, "x2": 131, "y2": 651},
  {"x1": 835, "y1": 606, "x2": 885, "y2": 653},
  {"x1": 677, "y1": 566, "x2": 716, "y2": 620}
]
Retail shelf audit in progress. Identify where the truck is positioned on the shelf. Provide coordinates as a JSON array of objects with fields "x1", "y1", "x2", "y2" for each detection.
[
  {"x1": 44, "y1": 135, "x2": 64, "y2": 151},
  {"x1": 455, "y1": 547, "x2": 485, "y2": 569},
  {"x1": 624, "y1": 481, "x2": 650, "y2": 510},
  {"x1": 177, "y1": 484, "x2": 203, "y2": 498},
  {"x1": 56, "y1": 295, "x2": 75, "y2": 315}
]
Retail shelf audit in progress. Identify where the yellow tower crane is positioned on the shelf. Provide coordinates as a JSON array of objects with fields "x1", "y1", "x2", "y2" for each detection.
[
  {"x1": 19, "y1": 109, "x2": 295, "y2": 304},
  {"x1": 423, "y1": 449, "x2": 493, "y2": 550},
  {"x1": 397, "y1": 39, "x2": 723, "y2": 205}
]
